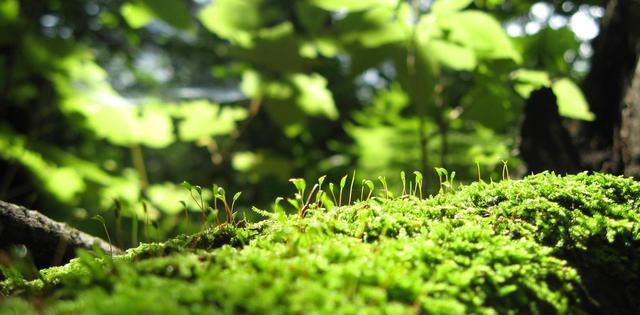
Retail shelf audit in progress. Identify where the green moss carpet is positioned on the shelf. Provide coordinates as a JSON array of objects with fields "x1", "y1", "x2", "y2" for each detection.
[{"x1": 1, "y1": 172, "x2": 639, "y2": 314}]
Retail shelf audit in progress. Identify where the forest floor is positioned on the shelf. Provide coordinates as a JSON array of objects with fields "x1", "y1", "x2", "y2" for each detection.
[{"x1": 1, "y1": 172, "x2": 639, "y2": 314}]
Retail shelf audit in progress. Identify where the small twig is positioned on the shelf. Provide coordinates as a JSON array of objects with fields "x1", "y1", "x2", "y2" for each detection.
[{"x1": 300, "y1": 184, "x2": 319, "y2": 218}]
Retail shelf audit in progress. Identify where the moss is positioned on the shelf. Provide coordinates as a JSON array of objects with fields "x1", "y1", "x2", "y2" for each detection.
[{"x1": 1, "y1": 172, "x2": 639, "y2": 314}]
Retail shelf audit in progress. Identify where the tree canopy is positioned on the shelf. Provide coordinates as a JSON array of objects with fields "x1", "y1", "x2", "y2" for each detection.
[{"x1": 0, "y1": 0, "x2": 613, "y2": 241}]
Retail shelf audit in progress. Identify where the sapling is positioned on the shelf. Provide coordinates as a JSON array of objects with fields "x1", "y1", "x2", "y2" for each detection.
[
  {"x1": 300, "y1": 184, "x2": 319, "y2": 218},
  {"x1": 92, "y1": 214, "x2": 112, "y2": 255},
  {"x1": 348, "y1": 171, "x2": 356, "y2": 205},
  {"x1": 377, "y1": 176, "x2": 389, "y2": 199},
  {"x1": 435, "y1": 167, "x2": 451, "y2": 194},
  {"x1": 288, "y1": 178, "x2": 307, "y2": 216},
  {"x1": 339, "y1": 174, "x2": 348, "y2": 206},
  {"x1": 231, "y1": 192, "x2": 242, "y2": 217},
  {"x1": 450, "y1": 171, "x2": 456, "y2": 191},
  {"x1": 216, "y1": 187, "x2": 235, "y2": 225},
  {"x1": 273, "y1": 197, "x2": 285, "y2": 215},
  {"x1": 502, "y1": 160, "x2": 511, "y2": 180},
  {"x1": 329, "y1": 182, "x2": 337, "y2": 205},
  {"x1": 315, "y1": 175, "x2": 327, "y2": 208},
  {"x1": 212, "y1": 184, "x2": 220, "y2": 214},
  {"x1": 413, "y1": 171, "x2": 423, "y2": 198},
  {"x1": 364, "y1": 179, "x2": 375, "y2": 200}
]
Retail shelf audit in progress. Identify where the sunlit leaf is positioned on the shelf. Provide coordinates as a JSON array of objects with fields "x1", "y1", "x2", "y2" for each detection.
[
  {"x1": 199, "y1": 0, "x2": 262, "y2": 47},
  {"x1": 134, "y1": 107, "x2": 175, "y2": 148},
  {"x1": 120, "y1": 3, "x2": 154, "y2": 29},
  {"x1": 308, "y1": 0, "x2": 396, "y2": 11},
  {"x1": 444, "y1": 11, "x2": 521, "y2": 62},
  {"x1": 426, "y1": 39, "x2": 477, "y2": 70},
  {"x1": 552, "y1": 78, "x2": 595, "y2": 121},
  {"x1": 432, "y1": 0, "x2": 473, "y2": 14},
  {"x1": 511, "y1": 69, "x2": 551, "y2": 98},
  {"x1": 0, "y1": 0, "x2": 19, "y2": 22},
  {"x1": 46, "y1": 167, "x2": 86, "y2": 202},
  {"x1": 99, "y1": 170, "x2": 142, "y2": 211},
  {"x1": 289, "y1": 178, "x2": 307, "y2": 195},
  {"x1": 176, "y1": 100, "x2": 248, "y2": 141},
  {"x1": 334, "y1": 4, "x2": 410, "y2": 48},
  {"x1": 0, "y1": 129, "x2": 84, "y2": 202},
  {"x1": 240, "y1": 70, "x2": 262, "y2": 98},
  {"x1": 290, "y1": 73, "x2": 338, "y2": 120},
  {"x1": 232, "y1": 151, "x2": 257, "y2": 172},
  {"x1": 55, "y1": 56, "x2": 175, "y2": 148},
  {"x1": 149, "y1": 182, "x2": 212, "y2": 215}
]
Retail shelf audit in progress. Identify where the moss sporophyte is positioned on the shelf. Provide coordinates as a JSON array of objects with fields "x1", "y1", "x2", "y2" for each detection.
[{"x1": 2, "y1": 172, "x2": 640, "y2": 314}]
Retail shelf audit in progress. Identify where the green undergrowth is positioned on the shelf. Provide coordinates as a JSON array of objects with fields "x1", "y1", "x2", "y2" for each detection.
[{"x1": 1, "y1": 172, "x2": 640, "y2": 314}]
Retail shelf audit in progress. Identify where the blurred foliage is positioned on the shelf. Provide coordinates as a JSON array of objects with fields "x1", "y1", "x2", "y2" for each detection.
[{"x1": 0, "y1": 0, "x2": 601, "y2": 246}]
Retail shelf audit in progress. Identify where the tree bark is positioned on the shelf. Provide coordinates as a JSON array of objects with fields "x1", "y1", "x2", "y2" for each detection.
[
  {"x1": 579, "y1": 0, "x2": 640, "y2": 175},
  {"x1": 0, "y1": 200, "x2": 121, "y2": 270},
  {"x1": 519, "y1": 88, "x2": 582, "y2": 174},
  {"x1": 520, "y1": 0, "x2": 640, "y2": 177},
  {"x1": 620, "y1": 62, "x2": 640, "y2": 177}
]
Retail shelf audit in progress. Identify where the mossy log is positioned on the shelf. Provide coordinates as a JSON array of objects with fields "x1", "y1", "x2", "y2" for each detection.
[{"x1": 0, "y1": 200, "x2": 121, "y2": 269}]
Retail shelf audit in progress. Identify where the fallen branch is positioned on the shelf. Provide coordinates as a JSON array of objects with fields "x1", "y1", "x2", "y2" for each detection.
[{"x1": 0, "y1": 200, "x2": 122, "y2": 269}]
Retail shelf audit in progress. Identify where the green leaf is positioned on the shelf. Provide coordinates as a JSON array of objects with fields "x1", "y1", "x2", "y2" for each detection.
[
  {"x1": 364, "y1": 179, "x2": 374, "y2": 191},
  {"x1": 232, "y1": 192, "x2": 242, "y2": 210},
  {"x1": 135, "y1": 107, "x2": 175, "y2": 148},
  {"x1": 198, "y1": 0, "x2": 262, "y2": 47},
  {"x1": 511, "y1": 69, "x2": 551, "y2": 98},
  {"x1": 0, "y1": 0, "x2": 19, "y2": 22},
  {"x1": 55, "y1": 56, "x2": 175, "y2": 148},
  {"x1": 318, "y1": 175, "x2": 327, "y2": 187},
  {"x1": 426, "y1": 39, "x2": 477, "y2": 70},
  {"x1": 334, "y1": 4, "x2": 410, "y2": 48},
  {"x1": 290, "y1": 73, "x2": 338, "y2": 120},
  {"x1": 47, "y1": 167, "x2": 86, "y2": 202},
  {"x1": 216, "y1": 187, "x2": 226, "y2": 202},
  {"x1": 148, "y1": 183, "x2": 206, "y2": 215},
  {"x1": 232, "y1": 192, "x2": 242, "y2": 204},
  {"x1": 246, "y1": 23, "x2": 305, "y2": 73},
  {"x1": 289, "y1": 178, "x2": 307, "y2": 195},
  {"x1": 176, "y1": 101, "x2": 248, "y2": 141},
  {"x1": 552, "y1": 78, "x2": 595, "y2": 121},
  {"x1": 0, "y1": 129, "x2": 86, "y2": 202},
  {"x1": 444, "y1": 11, "x2": 521, "y2": 63},
  {"x1": 432, "y1": 0, "x2": 473, "y2": 14},
  {"x1": 240, "y1": 70, "x2": 262, "y2": 98},
  {"x1": 340, "y1": 175, "x2": 348, "y2": 191},
  {"x1": 308, "y1": 0, "x2": 396, "y2": 11},
  {"x1": 462, "y1": 81, "x2": 516, "y2": 130},
  {"x1": 139, "y1": 0, "x2": 191, "y2": 30},
  {"x1": 413, "y1": 171, "x2": 423, "y2": 183},
  {"x1": 120, "y1": 3, "x2": 154, "y2": 29}
]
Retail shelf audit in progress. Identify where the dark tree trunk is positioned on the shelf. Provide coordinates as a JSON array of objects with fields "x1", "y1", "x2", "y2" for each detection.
[
  {"x1": 520, "y1": 0, "x2": 640, "y2": 177},
  {"x1": 579, "y1": 0, "x2": 640, "y2": 176},
  {"x1": 619, "y1": 63, "x2": 640, "y2": 177},
  {"x1": 519, "y1": 88, "x2": 582, "y2": 174},
  {"x1": 0, "y1": 200, "x2": 121, "y2": 270}
]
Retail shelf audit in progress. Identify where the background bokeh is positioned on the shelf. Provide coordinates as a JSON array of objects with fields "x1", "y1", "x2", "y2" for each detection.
[{"x1": 0, "y1": 0, "x2": 606, "y2": 246}]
